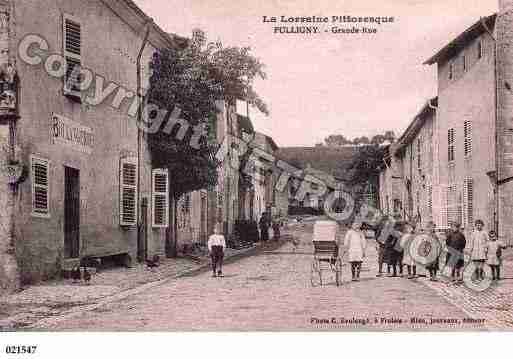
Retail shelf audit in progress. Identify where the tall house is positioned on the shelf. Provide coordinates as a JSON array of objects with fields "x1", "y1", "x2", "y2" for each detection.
[
  {"x1": 394, "y1": 99, "x2": 437, "y2": 228},
  {"x1": 497, "y1": 0, "x2": 513, "y2": 243},
  {"x1": 424, "y1": 15, "x2": 497, "y2": 234},
  {"x1": 0, "y1": 0, "x2": 178, "y2": 288}
]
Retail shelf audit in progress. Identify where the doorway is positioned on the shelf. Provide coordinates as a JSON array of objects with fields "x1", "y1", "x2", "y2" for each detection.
[
  {"x1": 138, "y1": 197, "x2": 148, "y2": 262},
  {"x1": 64, "y1": 166, "x2": 80, "y2": 259}
]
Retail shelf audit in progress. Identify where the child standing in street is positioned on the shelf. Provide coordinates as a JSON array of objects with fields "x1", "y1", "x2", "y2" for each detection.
[
  {"x1": 208, "y1": 224, "x2": 226, "y2": 278},
  {"x1": 486, "y1": 230, "x2": 505, "y2": 281},
  {"x1": 400, "y1": 223, "x2": 416, "y2": 279},
  {"x1": 344, "y1": 222, "x2": 367, "y2": 282},
  {"x1": 470, "y1": 219, "x2": 489, "y2": 281},
  {"x1": 446, "y1": 223, "x2": 466, "y2": 283},
  {"x1": 424, "y1": 222, "x2": 442, "y2": 282}
]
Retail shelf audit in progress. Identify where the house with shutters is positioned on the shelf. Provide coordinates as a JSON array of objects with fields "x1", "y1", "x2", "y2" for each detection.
[
  {"x1": 378, "y1": 4, "x2": 513, "y2": 244},
  {"x1": 423, "y1": 15, "x2": 497, "y2": 235},
  {"x1": 393, "y1": 98, "x2": 438, "y2": 228},
  {"x1": 0, "y1": 0, "x2": 182, "y2": 286}
]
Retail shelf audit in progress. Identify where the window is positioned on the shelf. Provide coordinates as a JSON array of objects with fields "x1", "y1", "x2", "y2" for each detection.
[
  {"x1": 448, "y1": 128, "x2": 455, "y2": 162},
  {"x1": 464, "y1": 120, "x2": 472, "y2": 157},
  {"x1": 463, "y1": 54, "x2": 467, "y2": 72},
  {"x1": 63, "y1": 14, "x2": 82, "y2": 99},
  {"x1": 31, "y1": 156, "x2": 50, "y2": 217},
  {"x1": 152, "y1": 169, "x2": 169, "y2": 227},
  {"x1": 463, "y1": 178, "x2": 474, "y2": 228},
  {"x1": 478, "y1": 41, "x2": 483, "y2": 59},
  {"x1": 120, "y1": 157, "x2": 138, "y2": 226},
  {"x1": 449, "y1": 62, "x2": 453, "y2": 80}
]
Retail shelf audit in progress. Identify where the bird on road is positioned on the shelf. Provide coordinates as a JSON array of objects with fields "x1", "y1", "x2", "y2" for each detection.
[{"x1": 83, "y1": 267, "x2": 91, "y2": 285}]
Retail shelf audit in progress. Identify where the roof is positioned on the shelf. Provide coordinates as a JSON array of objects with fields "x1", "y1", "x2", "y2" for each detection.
[
  {"x1": 302, "y1": 164, "x2": 338, "y2": 189},
  {"x1": 394, "y1": 97, "x2": 437, "y2": 153},
  {"x1": 424, "y1": 14, "x2": 496, "y2": 65},
  {"x1": 103, "y1": 0, "x2": 179, "y2": 49},
  {"x1": 265, "y1": 135, "x2": 279, "y2": 152}
]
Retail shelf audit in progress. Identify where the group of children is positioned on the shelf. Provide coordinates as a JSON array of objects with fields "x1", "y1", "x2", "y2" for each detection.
[{"x1": 374, "y1": 219, "x2": 506, "y2": 283}]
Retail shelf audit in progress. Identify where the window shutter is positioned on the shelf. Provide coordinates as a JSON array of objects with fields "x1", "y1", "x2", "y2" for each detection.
[
  {"x1": 464, "y1": 120, "x2": 472, "y2": 157},
  {"x1": 463, "y1": 178, "x2": 474, "y2": 228},
  {"x1": 31, "y1": 156, "x2": 50, "y2": 217},
  {"x1": 152, "y1": 169, "x2": 169, "y2": 227},
  {"x1": 63, "y1": 14, "x2": 82, "y2": 98},
  {"x1": 448, "y1": 128, "x2": 455, "y2": 162},
  {"x1": 120, "y1": 158, "x2": 138, "y2": 226}
]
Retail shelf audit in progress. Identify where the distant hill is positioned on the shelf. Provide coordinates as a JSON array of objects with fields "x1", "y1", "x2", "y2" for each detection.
[{"x1": 276, "y1": 146, "x2": 358, "y2": 180}]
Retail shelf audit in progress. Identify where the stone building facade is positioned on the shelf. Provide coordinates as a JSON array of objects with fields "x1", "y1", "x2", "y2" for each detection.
[
  {"x1": 380, "y1": 7, "x2": 513, "y2": 243},
  {"x1": 496, "y1": 0, "x2": 513, "y2": 246},
  {"x1": 425, "y1": 15, "x2": 497, "y2": 235},
  {"x1": 0, "y1": 0, "x2": 180, "y2": 289},
  {"x1": 392, "y1": 99, "x2": 437, "y2": 228}
]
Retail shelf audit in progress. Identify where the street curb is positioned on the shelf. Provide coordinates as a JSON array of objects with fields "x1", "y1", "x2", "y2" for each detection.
[{"x1": 25, "y1": 243, "x2": 267, "y2": 330}]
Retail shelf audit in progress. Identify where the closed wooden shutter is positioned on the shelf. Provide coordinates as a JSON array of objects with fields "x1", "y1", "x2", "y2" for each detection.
[
  {"x1": 463, "y1": 178, "x2": 474, "y2": 228},
  {"x1": 31, "y1": 156, "x2": 50, "y2": 217},
  {"x1": 448, "y1": 128, "x2": 455, "y2": 162},
  {"x1": 152, "y1": 169, "x2": 169, "y2": 227},
  {"x1": 464, "y1": 120, "x2": 472, "y2": 158},
  {"x1": 63, "y1": 14, "x2": 81, "y2": 98},
  {"x1": 120, "y1": 158, "x2": 138, "y2": 226}
]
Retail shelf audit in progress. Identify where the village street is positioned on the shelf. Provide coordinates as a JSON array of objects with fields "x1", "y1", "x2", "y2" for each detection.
[{"x1": 24, "y1": 217, "x2": 506, "y2": 331}]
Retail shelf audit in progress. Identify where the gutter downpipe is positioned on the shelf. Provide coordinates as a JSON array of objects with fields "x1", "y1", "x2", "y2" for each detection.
[
  {"x1": 137, "y1": 20, "x2": 152, "y2": 262},
  {"x1": 480, "y1": 17, "x2": 499, "y2": 234},
  {"x1": 428, "y1": 99, "x2": 439, "y2": 227}
]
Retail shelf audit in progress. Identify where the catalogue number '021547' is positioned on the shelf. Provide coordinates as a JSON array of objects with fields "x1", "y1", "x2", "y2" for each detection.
[{"x1": 5, "y1": 346, "x2": 37, "y2": 354}]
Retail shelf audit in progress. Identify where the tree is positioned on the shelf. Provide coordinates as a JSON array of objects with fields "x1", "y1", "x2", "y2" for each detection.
[
  {"x1": 357, "y1": 136, "x2": 370, "y2": 145},
  {"x1": 345, "y1": 144, "x2": 385, "y2": 212},
  {"x1": 384, "y1": 130, "x2": 396, "y2": 143},
  {"x1": 370, "y1": 134, "x2": 386, "y2": 145},
  {"x1": 324, "y1": 134, "x2": 350, "y2": 147},
  {"x1": 147, "y1": 29, "x2": 268, "y2": 199}
]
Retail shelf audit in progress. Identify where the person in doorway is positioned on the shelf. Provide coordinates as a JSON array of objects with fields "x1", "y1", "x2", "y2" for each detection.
[
  {"x1": 208, "y1": 224, "x2": 226, "y2": 278},
  {"x1": 343, "y1": 222, "x2": 367, "y2": 281},
  {"x1": 486, "y1": 230, "x2": 505, "y2": 281},
  {"x1": 446, "y1": 223, "x2": 466, "y2": 283},
  {"x1": 469, "y1": 219, "x2": 489, "y2": 281}
]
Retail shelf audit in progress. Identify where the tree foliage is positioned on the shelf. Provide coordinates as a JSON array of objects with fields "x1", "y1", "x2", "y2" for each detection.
[
  {"x1": 346, "y1": 144, "x2": 386, "y2": 187},
  {"x1": 323, "y1": 131, "x2": 395, "y2": 147},
  {"x1": 147, "y1": 30, "x2": 268, "y2": 198}
]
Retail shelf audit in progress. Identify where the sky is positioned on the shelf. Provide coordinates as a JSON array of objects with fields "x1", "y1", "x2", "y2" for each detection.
[{"x1": 134, "y1": 0, "x2": 499, "y2": 147}]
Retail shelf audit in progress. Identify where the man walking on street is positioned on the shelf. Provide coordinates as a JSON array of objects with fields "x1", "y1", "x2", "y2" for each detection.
[
  {"x1": 208, "y1": 224, "x2": 226, "y2": 278},
  {"x1": 259, "y1": 212, "x2": 270, "y2": 242}
]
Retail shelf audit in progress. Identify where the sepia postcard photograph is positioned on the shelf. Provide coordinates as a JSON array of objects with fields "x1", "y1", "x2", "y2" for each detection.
[{"x1": 2, "y1": 0, "x2": 513, "y2": 345}]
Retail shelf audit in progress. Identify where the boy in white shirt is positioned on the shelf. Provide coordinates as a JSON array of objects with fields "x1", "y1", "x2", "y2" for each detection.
[{"x1": 208, "y1": 225, "x2": 226, "y2": 278}]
